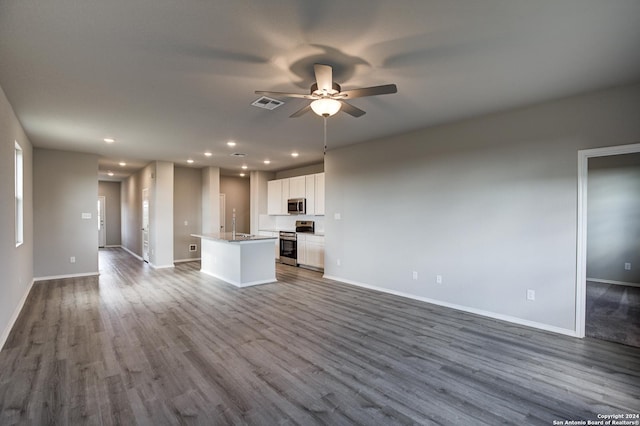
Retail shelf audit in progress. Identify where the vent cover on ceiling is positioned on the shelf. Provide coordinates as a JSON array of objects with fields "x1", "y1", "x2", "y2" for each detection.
[
  {"x1": 230, "y1": 153, "x2": 246, "y2": 157},
  {"x1": 251, "y1": 96, "x2": 284, "y2": 110}
]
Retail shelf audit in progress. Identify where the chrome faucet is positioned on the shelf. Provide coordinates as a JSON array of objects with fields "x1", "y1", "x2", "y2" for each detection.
[{"x1": 232, "y1": 208, "x2": 236, "y2": 239}]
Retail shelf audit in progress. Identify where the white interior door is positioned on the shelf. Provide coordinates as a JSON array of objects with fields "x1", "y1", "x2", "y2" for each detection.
[
  {"x1": 142, "y1": 188, "x2": 150, "y2": 263},
  {"x1": 219, "y1": 193, "x2": 226, "y2": 232},
  {"x1": 98, "y1": 196, "x2": 106, "y2": 247}
]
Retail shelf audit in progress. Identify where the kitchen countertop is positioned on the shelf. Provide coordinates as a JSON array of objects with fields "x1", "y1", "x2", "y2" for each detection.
[
  {"x1": 192, "y1": 233, "x2": 277, "y2": 243},
  {"x1": 259, "y1": 229, "x2": 325, "y2": 236}
]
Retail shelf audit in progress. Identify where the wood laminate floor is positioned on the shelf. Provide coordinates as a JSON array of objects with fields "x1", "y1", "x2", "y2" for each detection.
[
  {"x1": 1, "y1": 248, "x2": 639, "y2": 425},
  {"x1": 586, "y1": 281, "x2": 640, "y2": 348}
]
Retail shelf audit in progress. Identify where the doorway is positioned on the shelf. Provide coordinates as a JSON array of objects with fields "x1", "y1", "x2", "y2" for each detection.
[
  {"x1": 142, "y1": 188, "x2": 150, "y2": 263},
  {"x1": 98, "y1": 196, "x2": 106, "y2": 248},
  {"x1": 576, "y1": 142, "x2": 640, "y2": 341}
]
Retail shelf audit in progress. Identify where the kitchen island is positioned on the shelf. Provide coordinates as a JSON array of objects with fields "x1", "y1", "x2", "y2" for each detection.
[{"x1": 191, "y1": 233, "x2": 278, "y2": 287}]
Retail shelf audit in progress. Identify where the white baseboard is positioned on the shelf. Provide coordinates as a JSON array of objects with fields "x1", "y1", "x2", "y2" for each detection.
[
  {"x1": 174, "y1": 258, "x2": 201, "y2": 264},
  {"x1": 200, "y1": 269, "x2": 276, "y2": 288},
  {"x1": 1, "y1": 278, "x2": 35, "y2": 351},
  {"x1": 150, "y1": 263, "x2": 175, "y2": 269},
  {"x1": 121, "y1": 246, "x2": 144, "y2": 261},
  {"x1": 323, "y1": 274, "x2": 578, "y2": 338},
  {"x1": 586, "y1": 277, "x2": 640, "y2": 288},
  {"x1": 34, "y1": 271, "x2": 99, "y2": 282}
]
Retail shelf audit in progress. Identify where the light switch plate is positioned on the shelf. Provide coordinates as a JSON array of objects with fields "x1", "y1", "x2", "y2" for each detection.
[{"x1": 81, "y1": 212, "x2": 92, "y2": 219}]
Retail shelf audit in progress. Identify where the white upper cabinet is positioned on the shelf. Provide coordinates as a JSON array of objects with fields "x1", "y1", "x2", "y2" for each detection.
[
  {"x1": 305, "y1": 175, "x2": 316, "y2": 215},
  {"x1": 267, "y1": 172, "x2": 325, "y2": 216},
  {"x1": 289, "y1": 176, "x2": 306, "y2": 199},
  {"x1": 281, "y1": 179, "x2": 289, "y2": 213},
  {"x1": 267, "y1": 180, "x2": 284, "y2": 215}
]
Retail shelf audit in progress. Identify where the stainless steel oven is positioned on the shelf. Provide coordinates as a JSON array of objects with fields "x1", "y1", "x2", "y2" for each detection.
[
  {"x1": 295, "y1": 220, "x2": 314, "y2": 234},
  {"x1": 279, "y1": 231, "x2": 297, "y2": 266}
]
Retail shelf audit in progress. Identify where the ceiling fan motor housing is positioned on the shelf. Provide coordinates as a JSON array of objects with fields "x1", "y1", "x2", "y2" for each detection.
[{"x1": 311, "y1": 82, "x2": 341, "y2": 97}]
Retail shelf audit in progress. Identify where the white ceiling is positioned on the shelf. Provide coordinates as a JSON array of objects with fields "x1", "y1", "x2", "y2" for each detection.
[{"x1": 1, "y1": 0, "x2": 640, "y2": 180}]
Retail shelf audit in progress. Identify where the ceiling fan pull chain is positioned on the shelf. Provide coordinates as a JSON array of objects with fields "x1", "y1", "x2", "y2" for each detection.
[{"x1": 323, "y1": 116, "x2": 327, "y2": 156}]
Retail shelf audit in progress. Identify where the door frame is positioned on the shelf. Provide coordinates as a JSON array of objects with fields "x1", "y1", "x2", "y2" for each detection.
[
  {"x1": 98, "y1": 196, "x2": 106, "y2": 248},
  {"x1": 576, "y1": 142, "x2": 640, "y2": 337},
  {"x1": 142, "y1": 187, "x2": 150, "y2": 263}
]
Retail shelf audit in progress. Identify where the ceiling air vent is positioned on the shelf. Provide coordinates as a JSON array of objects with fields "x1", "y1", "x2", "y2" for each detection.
[
  {"x1": 251, "y1": 96, "x2": 284, "y2": 110},
  {"x1": 230, "y1": 153, "x2": 246, "y2": 158}
]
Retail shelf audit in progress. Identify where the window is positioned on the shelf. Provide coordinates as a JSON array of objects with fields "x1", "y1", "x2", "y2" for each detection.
[{"x1": 15, "y1": 142, "x2": 23, "y2": 246}]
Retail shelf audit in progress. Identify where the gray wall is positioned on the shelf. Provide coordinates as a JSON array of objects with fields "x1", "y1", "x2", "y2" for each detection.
[
  {"x1": 221, "y1": 176, "x2": 250, "y2": 234},
  {"x1": 121, "y1": 164, "x2": 152, "y2": 257},
  {"x1": 587, "y1": 153, "x2": 640, "y2": 284},
  {"x1": 33, "y1": 149, "x2": 99, "y2": 278},
  {"x1": 0, "y1": 84, "x2": 34, "y2": 348},
  {"x1": 174, "y1": 167, "x2": 202, "y2": 261},
  {"x1": 325, "y1": 83, "x2": 640, "y2": 334},
  {"x1": 275, "y1": 163, "x2": 324, "y2": 179},
  {"x1": 98, "y1": 181, "x2": 122, "y2": 246},
  {"x1": 121, "y1": 162, "x2": 174, "y2": 266}
]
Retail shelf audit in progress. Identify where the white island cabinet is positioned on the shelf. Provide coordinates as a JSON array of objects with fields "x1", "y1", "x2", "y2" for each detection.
[
  {"x1": 192, "y1": 233, "x2": 277, "y2": 287},
  {"x1": 258, "y1": 231, "x2": 280, "y2": 260}
]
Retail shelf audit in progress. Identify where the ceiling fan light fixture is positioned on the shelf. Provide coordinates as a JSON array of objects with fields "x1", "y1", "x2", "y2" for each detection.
[{"x1": 310, "y1": 98, "x2": 341, "y2": 117}]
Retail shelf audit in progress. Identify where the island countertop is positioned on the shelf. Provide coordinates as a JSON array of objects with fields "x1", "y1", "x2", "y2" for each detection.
[{"x1": 191, "y1": 233, "x2": 277, "y2": 243}]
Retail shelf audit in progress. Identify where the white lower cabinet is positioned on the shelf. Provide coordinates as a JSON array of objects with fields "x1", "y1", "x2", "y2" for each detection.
[
  {"x1": 258, "y1": 231, "x2": 279, "y2": 260},
  {"x1": 296, "y1": 234, "x2": 324, "y2": 269},
  {"x1": 297, "y1": 237, "x2": 307, "y2": 265}
]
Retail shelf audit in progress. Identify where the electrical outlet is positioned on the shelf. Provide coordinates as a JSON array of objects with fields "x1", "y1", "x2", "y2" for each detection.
[
  {"x1": 334, "y1": 213, "x2": 341, "y2": 220},
  {"x1": 436, "y1": 275, "x2": 442, "y2": 284},
  {"x1": 412, "y1": 271, "x2": 418, "y2": 280},
  {"x1": 70, "y1": 256, "x2": 76, "y2": 263},
  {"x1": 527, "y1": 289, "x2": 535, "y2": 301},
  {"x1": 336, "y1": 258, "x2": 341, "y2": 266},
  {"x1": 624, "y1": 262, "x2": 631, "y2": 271},
  {"x1": 184, "y1": 220, "x2": 189, "y2": 226}
]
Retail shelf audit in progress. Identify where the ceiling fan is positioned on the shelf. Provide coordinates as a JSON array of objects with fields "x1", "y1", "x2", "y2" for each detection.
[{"x1": 255, "y1": 64, "x2": 397, "y2": 118}]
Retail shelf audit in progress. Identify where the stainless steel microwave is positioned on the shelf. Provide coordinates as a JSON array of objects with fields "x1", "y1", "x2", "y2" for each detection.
[{"x1": 287, "y1": 198, "x2": 306, "y2": 215}]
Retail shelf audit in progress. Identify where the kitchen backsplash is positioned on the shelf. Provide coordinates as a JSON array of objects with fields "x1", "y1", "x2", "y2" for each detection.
[{"x1": 259, "y1": 214, "x2": 325, "y2": 233}]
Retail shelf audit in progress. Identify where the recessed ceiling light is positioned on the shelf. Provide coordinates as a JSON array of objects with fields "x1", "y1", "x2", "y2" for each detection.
[
  {"x1": 204, "y1": 152, "x2": 212, "y2": 157},
  {"x1": 104, "y1": 138, "x2": 115, "y2": 143},
  {"x1": 107, "y1": 171, "x2": 114, "y2": 176},
  {"x1": 291, "y1": 152, "x2": 299, "y2": 157},
  {"x1": 227, "y1": 141, "x2": 236, "y2": 147},
  {"x1": 264, "y1": 160, "x2": 271, "y2": 164},
  {"x1": 239, "y1": 173, "x2": 245, "y2": 177},
  {"x1": 241, "y1": 165, "x2": 248, "y2": 170},
  {"x1": 187, "y1": 159, "x2": 194, "y2": 164},
  {"x1": 119, "y1": 162, "x2": 126, "y2": 166}
]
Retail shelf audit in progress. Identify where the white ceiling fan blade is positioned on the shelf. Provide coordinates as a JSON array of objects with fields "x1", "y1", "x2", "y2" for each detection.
[
  {"x1": 290, "y1": 104, "x2": 312, "y2": 118},
  {"x1": 338, "y1": 84, "x2": 398, "y2": 99},
  {"x1": 314, "y1": 64, "x2": 333, "y2": 93},
  {"x1": 340, "y1": 101, "x2": 366, "y2": 117}
]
